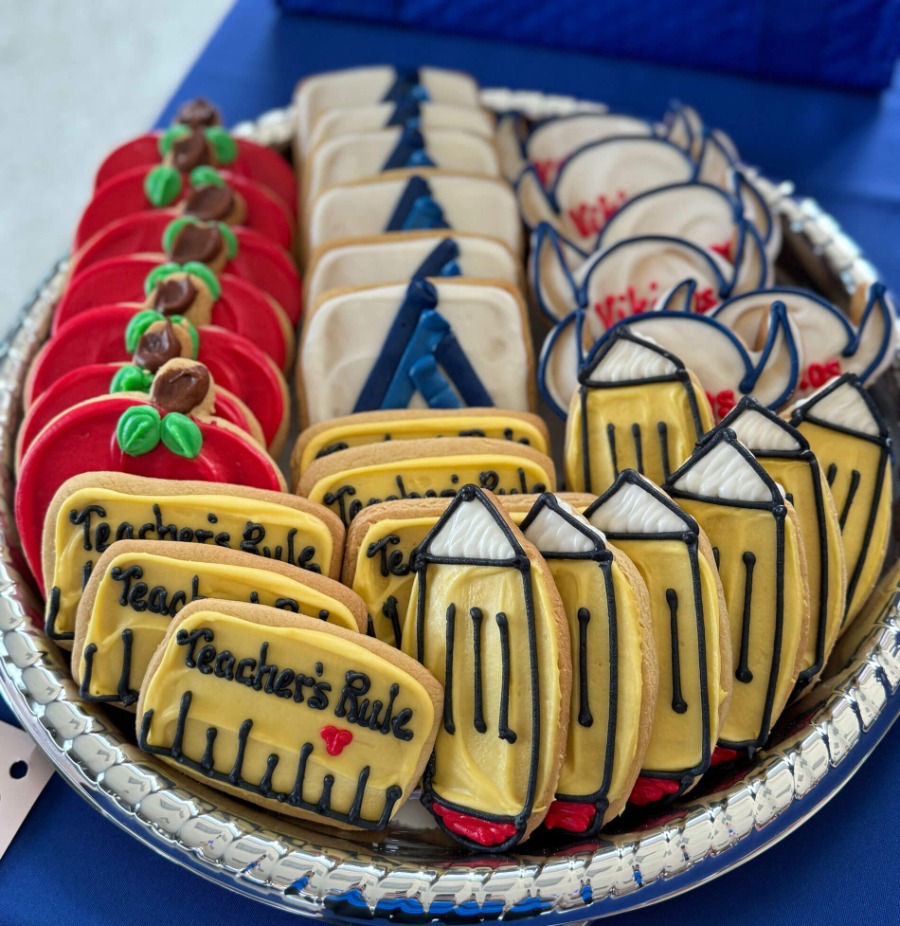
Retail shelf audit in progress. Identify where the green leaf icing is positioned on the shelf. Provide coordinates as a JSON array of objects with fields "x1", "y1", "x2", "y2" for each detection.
[
  {"x1": 125, "y1": 310, "x2": 166, "y2": 352},
  {"x1": 110, "y1": 365, "x2": 154, "y2": 394},
  {"x1": 204, "y1": 127, "x2": 237, "y2": 165},
  {"x1": 158, "y1": 124, "x2": 192, "y2": 157},
  {"x1": 162, "y1": 215, "x2": 197, "y2": 254},
  {"x1": 143, "y1": 263, "x2": 182, "y2": 296},
  {"x1": 189, "y1": 165, "x2": 224, "y2": 188},
  {"x1": 217, "y1": 222, "x2": 238, "y2": 259},
  {"x1": 168, "y1": 315, "x2": 201, "y2": 358},
  {"x1": 160, "y1": 413, "x2": 203, "y2": 458},
  {"x1": 144, "y1": 165, "x2": 182, "y2": 207},
  {"x1": 182, "y1": 261, "x2": 221, "y2": 300},
  {"x1": 116, "y1": 405, "x2": 162, "y2": 457}
]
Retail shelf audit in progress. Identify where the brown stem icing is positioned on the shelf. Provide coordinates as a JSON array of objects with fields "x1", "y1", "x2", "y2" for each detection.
[
  {"x1": 166, "y1": 222, "x2": 228, "y2": 273},
  {"x1": 134, "y1": 322, "x2": 184, "y2": 372},
  {"x1": 150, "y1": 358, "x2": 214, "y2": 416},
  {"x1": 175, "y1": 98, "x2": 222, "y2": 129}
]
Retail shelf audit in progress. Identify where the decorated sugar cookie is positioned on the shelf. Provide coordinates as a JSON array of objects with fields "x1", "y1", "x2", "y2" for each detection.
[
  {"x1": 76, "y1": 164, "x2": 293, "y2": 251},
  {"x1": 585, "y1": 471, "x2": 729, "y2": 804},
  {"x1": 399, "y1": 485, "x2": 569, "y2": 850},
  {"x1": 790, "y1": 374, "x2": 892, "y2": 624},
  {"x1": 16, "y1": 364, "x2": 286, "y2": 582},
  {"x1": 299, "y1": 278, "x2": 534, "y2": 426},
  {"x1": 304, "y1": 231, "x2": 521, "y2": 310},
  {"x1": 42, "y1": 473, "x2": 343, "y2": 643},
  {"x1": 564, "y1": 328, "x2": 714, "y2": 493},
  {"x1": 295, "y1": 66, "x2": 481, "y2": 146},
  {"x1": 26, "y1": 305, "x2": 289, "y2": 454},
  {"x1": 73, "y1": 541, "x2": 366, "y2": 708},
  {"x1": 137, "y1": 599, "x2": 443, "y2": 830},
  {"x1": 297, "y1": 437, "x2": 556, "y2": 527},
  {"x1": 343, "y1": 493, "x2": 596, "y2": 647},
  {"x1": 303, "y1": 99, "x2": 495, "y2": 159},
  {"x1": 53, "y1": 257, "x2": 293, "y2": 372},
  {"x1": 291, "y1": 407, "x2": 549, "y2": 482},
  {"x1": 71, "y1": 213, "x2": 301, "y2": 324},
  {"x1": 517, "y1": 136, "x2": 696, "y2": 249},
  {"x1": 664, "y1": 429, "x2": 809, "y2": 758},
  {"x1": 713, "y1": 283, "x2": 897, "y2": 397},
  {"x1": 307, "y1": 172, "x2": 522, "y2": 258},
  {"x1": 711, "y1": 397, "x2": 846, "y2": 695},
  {"x1": 519, "y1": 494, "x2": 656, "y2": 835},
  {"x1": 304, "y1": 124, "x2": 500, "y2": 209},
  {"x1": 94, "y1": 99, "x2": 297, "y2": 214}
]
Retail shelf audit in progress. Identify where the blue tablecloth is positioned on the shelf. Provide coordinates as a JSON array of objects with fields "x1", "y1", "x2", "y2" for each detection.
[{"x1": 4, "y1": 3, "x2": 900, "y2": 924}]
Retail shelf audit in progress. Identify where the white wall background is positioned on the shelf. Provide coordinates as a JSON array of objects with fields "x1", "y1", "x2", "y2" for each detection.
[{"x1": 0, "y1": 0, "x2": 233, "y2": 334}]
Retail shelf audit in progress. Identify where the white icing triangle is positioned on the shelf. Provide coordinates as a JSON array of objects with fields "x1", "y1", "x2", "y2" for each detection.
[
  {"x1": 587, "y1": 334, "x2": 679, "y2": 382},
  {"x1": 672, "y1": 439, "x2": 772, "y2": 502},
  {"x1": 428, "y1": 494, "x2": 517, "y2": 560},
  {"x1": 802, "y1": 379, "x2": 880, "y2": 437},
  {"x1": 728, "y1": 407, "x2": 803, "y2": 452},
  {"x1": 523, "y1": 497, "x2": 605, "y2": 554},
  {"x1": 588, "y1": 476, "x2": 688, "y2": 534}
]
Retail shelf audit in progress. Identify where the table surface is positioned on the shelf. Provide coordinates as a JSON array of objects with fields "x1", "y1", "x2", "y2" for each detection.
[{"x1": 4, "y1": 3, "x2": 900, "y2": 924}]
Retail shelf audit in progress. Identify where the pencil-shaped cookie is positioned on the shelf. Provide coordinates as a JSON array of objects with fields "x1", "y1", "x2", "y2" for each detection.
[
  {"x1": 137, "y1": 599, "x2": 443, "y2": 831},
  {"x1": 713, "y1": 397, "x2": 846, "y2": 694},
  {"x1": 400, "y1": 485, "x2": 570, "y2": 850},
  {"x1": 519, "y1": 494, "x2": 656, "y2": 834},
  {"x1": 664, "y1": 429, "x2": 810, "y2": 757},
  {"x1": 72, "y1": 541, "x2": 367, "y2": 709},
  {"x1": 565, "y1": 328, "x2": 714, "y2": 493},
  {"x1": 790, "y1": 374, "x2": 892, "y2": 625},
  {"x1": 585, "y1": 471, "x2": 729, "y2": 803}
]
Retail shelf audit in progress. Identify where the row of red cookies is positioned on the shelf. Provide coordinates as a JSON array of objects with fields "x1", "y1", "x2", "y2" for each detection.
[
  {"x1": 17, "y1": 97, "x2": 302, "y2": 503},
  {"x1": 292, "y1": 68, "x2": 536, "y2": 427}
]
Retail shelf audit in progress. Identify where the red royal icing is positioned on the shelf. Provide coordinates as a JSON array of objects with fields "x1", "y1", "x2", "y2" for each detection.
[
  {"x1": 566, "y1": 190, "x2": 628, "y2": 240},
  {"x1": 543, "y1": 801, "x2": 597, "y2": 833},
  {"x1": 320, "y1": 726, "x2": 353, "y2": 756},
  {"x1": 533, "y1": 157, "x2": 564, "y2": 187},
  {"x1": 431, "y1": 802, "x2": 518, "y2": 847},
  {"x1": 709, "y1": 239, "x2": 733, "y2": 261},
  {"x1": 629, "y1": 775, "x2": 683, "y2": 806},
  {"x1": 593, "y1": 285, "x2": 652, "y2": 329},
  {"x1": 706, "y1": 389, "x2": 737, "y2": 421},
  {"x1": 799, "y1": 359, "x2": 841, "y2": 392}
]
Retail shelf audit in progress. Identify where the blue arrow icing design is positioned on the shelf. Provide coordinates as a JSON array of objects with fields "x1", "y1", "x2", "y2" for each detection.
[{"x1": 385, "y1": 176, "x2": 450, "y2": 231}]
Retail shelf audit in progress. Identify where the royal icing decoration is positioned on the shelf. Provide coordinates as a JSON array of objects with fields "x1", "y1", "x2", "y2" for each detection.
[
  {"x1": 400, "y1": 485, "x2": 568, "y2": 850},
  {"x1": 665, "y1": 430, "x2": 809, "y2": 755},
  {"x1": 73, "y1": 541, "x2": 366, "y2": 707},
  {"x1": 585, "y1": 472, "x2": 728, "y2": 803},
  {"x1": 137, "y1": 600, "x2": 443, "y2": 830}
]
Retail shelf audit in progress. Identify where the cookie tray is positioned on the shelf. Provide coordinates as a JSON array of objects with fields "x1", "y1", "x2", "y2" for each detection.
[{"x1": 1, "y1": 95, "x2": 899, "y2": 923}]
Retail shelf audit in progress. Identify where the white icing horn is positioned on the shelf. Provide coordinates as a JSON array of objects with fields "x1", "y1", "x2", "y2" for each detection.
[
  {"x1": 694, "y1": 128, "x2": 741, "y2": 189},
  {"x1": 494, "y1": 111, "x2": 529, "y2": 184},
  {"x1": 659, "y1": 100, "x2": 705, "y2": 159},
  {"x1": 713, "y1": 283, "x2": 897, "y2": 394},
  {"x1": 530, "y1": 223, "x2": 586, "y2": 322},
  {"x1": 732, "y1": 170, "x2": 781, "y2": 259}
]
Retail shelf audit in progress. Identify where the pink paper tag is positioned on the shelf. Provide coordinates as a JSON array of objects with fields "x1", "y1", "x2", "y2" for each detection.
[{"x1": 0, "y1": 719, "x2": 55, "y2": 860}]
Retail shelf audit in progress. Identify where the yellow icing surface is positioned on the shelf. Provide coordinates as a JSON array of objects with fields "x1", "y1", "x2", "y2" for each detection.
[
  {"x1": 612, "y1": 536, "x2": 723, "y2": 773},
  {"x1": 305, "y1": 456, "x2": 554, "y2": 526},
  {"x1": 794, "y1": 420, "x2": 892, "y2": 622},
  {"x1": 758, "y1": 455, "x2": 846, "y2": 676},
  {"x1": 46, "y1": 486, "x2": 339, "y2": 641},
  {"x1": 140, "y1": 609, "x2": 438, "y2": 828},
  {"x1": 677, "y1": 499, "x2": 807, "y2": 748},
  {"x1": 295, "y1": 412, "x2": 549, "y2": 475},
  {"x1": 565, "y1": 380, "x2": 713, "y2": 494},
  {"x1": 75, "y1": 551, "x2": 361, "y2": 704},
  {"x1": 401, "y1": 562, "x2": 565, "y2": 820},
  {"x1": 547, "y1": 555, "x2": 645, "y2": 817}
]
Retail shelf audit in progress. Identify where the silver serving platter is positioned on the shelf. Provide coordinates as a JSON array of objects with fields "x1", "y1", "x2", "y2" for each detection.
[{"x1": 1, "y1": 94, "x2": 899, "y2": 923}]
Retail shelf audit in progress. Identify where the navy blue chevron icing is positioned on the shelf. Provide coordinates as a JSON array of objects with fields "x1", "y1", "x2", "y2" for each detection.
[
  {"x1": 386, "y1": 95, "x2": 423, "y2": 126},
  {"x1": 382, "y1": 68, "x2": 428, "y2": 102},
  {"x1": 382, "y1": 124, "x2": 436, "y2": 170},
  {"x1": 412, "y1": 238, "x2": 462, "y2": 279},
  {"x1": 385, "y1": 176, "x2": 450, "y2": 232}
]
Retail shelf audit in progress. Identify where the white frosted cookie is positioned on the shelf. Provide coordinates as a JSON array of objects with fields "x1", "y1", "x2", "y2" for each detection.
[
  {"x1": 306, "y1": 171, "x2": 522, "y2": 258},
  {"x1": 664, "y1": 429, "x2": 810, "y2": 758},
  {"x1": 303, "y1": 126, "x2": 500, "y2": 211},
  {"x1": 520, "y1": 493, "x2": 656, "y2": 835},
  {"x1": 304, "y1": 100, "x2": 495, "y2": 158},
  {"x1": 585, "y1": 471, "x2": 730, "y2": 805},
  {"x1": 299, "y1": 279, "x2": 534, "y2": 426},
  {"x1": 789, "y1": 374, "x2": 892, "y2": 625},
  {"x1": 304, "y1": 231, "x2": 520, "y2": 310},
  {"x1": 295, "y1": 66, "x2": 481, "y2": 148}
]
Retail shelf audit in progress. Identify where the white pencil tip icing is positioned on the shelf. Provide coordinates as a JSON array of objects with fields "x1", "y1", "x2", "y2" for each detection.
[
  {"x1": 522, "y1": 496, "x2": 605, "y2": 554},
  {"x1": 427, "y1": 489, "x2": 517, "y2": 561},
  {"x1": 584, "y1": 331, "x2": 679, "y2": 383},
  {"x1": 727, "y1": 406, "x2": 803, "y2": 453},
  {"x1": 670, "y1": 435, "x2": 772, "y2": 502},
  {"x1": 586, "y1": 473, "x2": 689, "y2": 534},
  {"x1": 801, "y1": 377, "x2": 881, "y2": 437}
]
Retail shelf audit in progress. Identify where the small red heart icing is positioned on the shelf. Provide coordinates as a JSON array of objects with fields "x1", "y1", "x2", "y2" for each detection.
[{"x1": 320, "y1": 725, "x2": 353, "y2": 757}]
